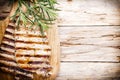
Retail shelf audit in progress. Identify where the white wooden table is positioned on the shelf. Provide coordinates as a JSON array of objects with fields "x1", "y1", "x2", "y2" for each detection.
[{"x1": 56, "y1": 0, "x2": 120, "y2": 80}]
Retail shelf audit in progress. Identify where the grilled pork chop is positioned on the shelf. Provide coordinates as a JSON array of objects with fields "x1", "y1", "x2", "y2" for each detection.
[{"x1": 0, "y1": 21, "x2": 52, "y2": 80}]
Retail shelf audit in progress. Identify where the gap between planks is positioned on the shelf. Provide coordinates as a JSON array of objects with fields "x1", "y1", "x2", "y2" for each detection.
[
  {"x1": 59, "y1": 26, "x2": 120, "y2": 62},
  {"x1": 58, "y1": 25, "x2": 120, "y2": 27},
  {"x1": 61, "y1": 61, "x2": 120, "y2": 63}
]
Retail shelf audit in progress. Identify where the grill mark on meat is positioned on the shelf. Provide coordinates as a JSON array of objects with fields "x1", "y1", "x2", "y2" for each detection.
[
  {"x1": 0, "y1": 59, "x2": 15, "y2": 63},
  {"x1": 1, "y1": 42, "x2": 15, "y2": 49},
  {"x1": 15, "y1": 34, "x2": 47, "y2": 38},
  {"x1": 2, "y1": 37, "x2": 15, "y2": 43},
  {"x1": 16, "y1": 39, "x2": 48, "y2": 43},
  {"x1": 0, "y1": 60, "x2": 17, "y2": 67},
  {"x1": 0, "y1": 63, "x2": 33, "y2": 74},
  {"x1": 23, "y1": 68, "x2": 39, "y2": 71},
  {"x1": 0, "y1": 59, "x2": 16, "y2": 64},
  {"x1": 0, "y1": 49, "x2": 14, "y2": 55},
  {"x1": 0, "y1": 47, "x2": 14, "y2": 54},
  {"x1": 0, "y1": 67, "x2": 15, "y2": 75},
  {"x1": 0, "y1": 53, "x2": 14, "y2": 61},
  {"x1": 0, "y1": 62, "x2": 16, "y2": 71},
  {"x1": 2, "y1": 41, "x2": 14, "y2": 47},
  {"x1": 16, "y1": 57, "x2": 50, "y2": 64},
  {"x1": 18, "y1": 63, "x2": 51, "y2": 68},
  {"x1": 0, "y1": 67, "x2": 33, "y2": 80},
  {"x1": 15, "y1": 74, "x2": 33, "y2": 80},
  {"x1": 16, "y1": 48, "x2": 51, "y2": 51},
  {"x1": 3, "y1": 37, "x2": 15, "y2": 42},
  {"x1": 5, "y1": 30, "x2": 14, "y2": 36},
  {"x1": 21, "y1": 66, "x2": 52, "y2": 71},
  {"x1": 17, "y1": 60, "x2": 49, "y2": 64},
  {"x1": 22, "y1": 68, "x2": 42, "y2": 71},
  {"x1": 8, "y1": 22, "x2": 16, "y2": 27},
  {"x1": 0, "y1": 46, "x2": 15, "y2": 54},
  {"x1": 0, "y1": 56, "x2": 15, "y2": 62},
  {"x1": 15, "y1": 54, "x2": 50, "y2": 57},
  {"x1": 0, "y1": 54, "x2": 13, "y2": 59},
  {"x1": 1, "y1": 43, "x2": 15, "y2": 50},
  {"x1": 16, "y1": 41, "x2": 49, "y2": 45},
  {"x1": 7, "y1": 24, "x2": 15, "y2": 29},
  {"x1": 29, "y1": 61, "x2": 49, "y2": 64},
  {"x1": 16, "y1": 67, "x2": 33, "y2": 74},
  {"x1": 15, "y1": 71, "x2": 33, "y2": 78}
]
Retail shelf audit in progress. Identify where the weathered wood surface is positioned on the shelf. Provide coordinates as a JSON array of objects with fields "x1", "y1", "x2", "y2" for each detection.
[
  {"x1": 59, "y1": 26, "x2": 120, "y2": 62},
  {"x1": 57, "y1": 63, "x2": 120, "y2": 80},
  {"x1": 56, "y1": 0, "x2": 120, "y2": 79},
  {"x1": 0, "y1": 19, "x2": 9, "y2": 44},
  {"x1": 47, "y1": 24, "x2": 60, "y2": 80},
  {"x1": 57, "y1": 0, "x2": 120, "y2": 25},
  {"x1": 57, "y1": 26, "x2": 120, "y2": 80}
]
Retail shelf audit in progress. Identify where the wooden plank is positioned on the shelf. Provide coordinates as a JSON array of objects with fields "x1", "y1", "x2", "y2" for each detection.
[
  {"x1": 59, "y1": 26, "x2": 120, "y2": 62},
  {"x1": 0, "y1": 19, "x2": 9, "y2": 44},
  {"x1": 56, "y1": 62, "x2": 120, "y2": 80},
  {"x1": 57, "y1": 0, "x2": 120, "y2": 25},
  {"x1": 47, "y1": 24, "x2": 60, "y2": 80}
]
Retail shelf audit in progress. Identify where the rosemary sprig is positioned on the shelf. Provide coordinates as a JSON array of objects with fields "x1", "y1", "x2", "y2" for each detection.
[{"x1": 10, "y1": 0, "x2": 58, "y2": 36}]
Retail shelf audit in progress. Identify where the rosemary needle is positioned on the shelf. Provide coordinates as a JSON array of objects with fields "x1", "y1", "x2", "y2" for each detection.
[{"x1": 10, "y1": 0, "x2": 58, "y2": 36}]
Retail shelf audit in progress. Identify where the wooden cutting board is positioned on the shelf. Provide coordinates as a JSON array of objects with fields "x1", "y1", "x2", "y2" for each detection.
[{"x1": 0, "y1": 2, "x2": 60, "y2": 80}]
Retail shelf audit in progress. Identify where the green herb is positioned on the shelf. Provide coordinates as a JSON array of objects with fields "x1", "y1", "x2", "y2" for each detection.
[{"x1": 10, "y1": 0, "x2": 58, "y2": 36}]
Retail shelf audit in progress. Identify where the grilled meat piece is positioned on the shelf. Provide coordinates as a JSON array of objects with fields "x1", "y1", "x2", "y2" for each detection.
[{"x1": 0, "y1": 22, "x2": 52, "y2": 80}]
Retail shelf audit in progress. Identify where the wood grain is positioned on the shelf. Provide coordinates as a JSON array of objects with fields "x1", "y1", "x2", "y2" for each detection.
[
  {"x1": 56, "y1": 62, "x2": 120, "y2": 80},
  {"x1": 57, "y1": 0, "x2": 120, "y2": 25},
  {"x1": 47, "y1": 24, "x2": 60, "y2": 80},
  {"x1": 59, "y1": 26, "x2": 120, "y2": 62},
  {"x1": 0, "y1": 19, "x2": 9, "y2": 44}
]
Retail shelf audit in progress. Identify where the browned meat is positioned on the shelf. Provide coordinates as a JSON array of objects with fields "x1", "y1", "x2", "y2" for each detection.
[{"x1": 0, "y1": 21, "x2": 52, "y2": 80}]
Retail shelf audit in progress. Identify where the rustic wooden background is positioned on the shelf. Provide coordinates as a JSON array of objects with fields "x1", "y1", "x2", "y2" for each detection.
[
  {"x1": 56, "y1": 0, "x2": 120, "y2": 80},
  {"x1": 0, "y1": 0, "x2": 120, "y2": 80}
]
